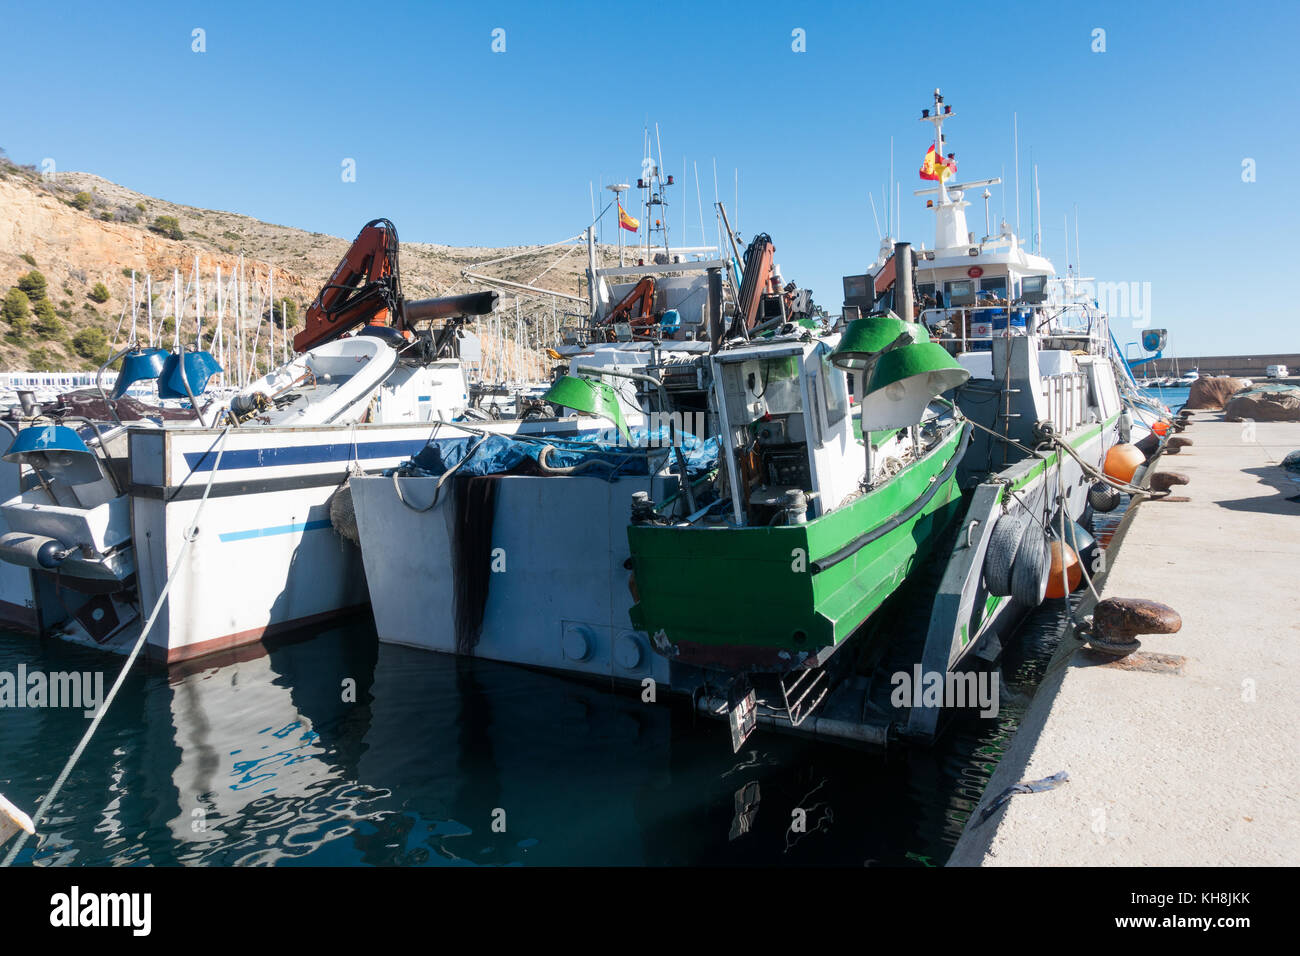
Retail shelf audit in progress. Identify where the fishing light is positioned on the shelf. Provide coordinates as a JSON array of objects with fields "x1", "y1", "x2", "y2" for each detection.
[
  {"x1": 921, "y1": 109, "x2": 930, "y2": 118},
  {"x1": 830, "y1": 315, "x2": 911, "y2": 371},
  {"x1": 158, "y1": 350, "x2": 222, "y2": 400},
  {"x1": 111, "y1": 347, "x2": 168, "y2": 399},
  {"x1": 542, "y1": 375, "x2": 629, "y2": 441},
  {"x1": 860, "y1": 342, "x2": 970, "y2": 429},
  {"x1": 3, "y1": 424, "x2": 105, "y2": 486}
]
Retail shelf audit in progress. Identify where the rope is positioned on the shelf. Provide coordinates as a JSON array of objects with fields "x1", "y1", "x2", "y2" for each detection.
[
  {"x1": 393, "y1": 433, "x2": 491, "y2": 512},
  {"x1": 2, "y1": 425, "x2": 234, "y2": 867}
]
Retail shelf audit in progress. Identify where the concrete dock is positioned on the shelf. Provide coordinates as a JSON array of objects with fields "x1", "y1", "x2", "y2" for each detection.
[{"x1": 950, "y1": 412, "x2": 1300, "y2": 866}]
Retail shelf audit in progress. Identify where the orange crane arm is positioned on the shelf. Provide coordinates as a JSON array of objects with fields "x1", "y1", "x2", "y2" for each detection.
[{"x1": 293, "y1": 218, "x2": 402, "y2": 352}]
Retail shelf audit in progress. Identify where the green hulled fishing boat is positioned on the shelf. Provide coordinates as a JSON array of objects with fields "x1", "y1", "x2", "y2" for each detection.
[{"x1": 624, "y1": 292, "x2": 970, "y2": 740}]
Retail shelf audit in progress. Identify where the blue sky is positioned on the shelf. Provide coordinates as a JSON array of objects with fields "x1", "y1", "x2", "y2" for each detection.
[{"x1": 1, "y1": 0, "x2": 1294, "y2": 356}]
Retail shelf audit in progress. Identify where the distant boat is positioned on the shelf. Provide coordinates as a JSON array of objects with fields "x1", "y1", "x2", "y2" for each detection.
[{"x1": 1177, "y1": 367, "x2": 1200, "y2": 384}]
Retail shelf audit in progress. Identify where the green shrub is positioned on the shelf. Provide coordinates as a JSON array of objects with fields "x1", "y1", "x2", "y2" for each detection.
[
  {"x1": 2, "y1": 288, "x2": 31, "y2": 331},
  {"x1": 16, "y1": 270, "x2": 47, "y2": 300},
  {"x1": 72, "y1": 326, "x2": 110, "y2": 363},
  {"x1": 149, "y1": 215, "x2": 184, "y2": 240},
  {"x1": 271, "y1": 299, "x2": 298, "y2": 326},
  {"x1": 20, "y1": 253, "x2": 36, "y2": 267},
  {"x1": 32, "y1": 298, "x2": 61, "y2": 336},
  {"x1": 88, "y1": 282, "x2": 110, "y2": 303},
  {"x1": 25, "y1": 347, "x2": 56, "y2": 371},
  {"x1": 71, "y1": 191, "x2": 93, "y2": 210}
]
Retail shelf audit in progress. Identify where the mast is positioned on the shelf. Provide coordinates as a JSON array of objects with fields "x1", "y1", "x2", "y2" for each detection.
[
  {"x1": 173, "y1": 269, "x2": 181, "y2": 350},
  {"x1": 194, "y1": 255, "x2": 202, "y2": 348}
]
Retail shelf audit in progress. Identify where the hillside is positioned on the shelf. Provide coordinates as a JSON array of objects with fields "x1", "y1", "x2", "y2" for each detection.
[{"x1": 0, "y1": 149, "x2": 605, "y2": 376}]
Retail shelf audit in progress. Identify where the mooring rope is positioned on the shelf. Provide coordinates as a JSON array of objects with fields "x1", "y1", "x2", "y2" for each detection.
[{"x1": 1, "y1": 425, "x2": 234, "y2": 867}]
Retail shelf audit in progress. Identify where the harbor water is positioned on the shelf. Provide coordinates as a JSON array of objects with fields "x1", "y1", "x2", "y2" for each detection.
[
  {"x1": 0, "y1": 396, "x2": 1179, "y2": 867},
  {"x1": 0, "y1": 525, "x2": 1128, "y2": 867}
]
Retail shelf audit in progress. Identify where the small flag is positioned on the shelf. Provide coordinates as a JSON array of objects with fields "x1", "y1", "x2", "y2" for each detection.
[
  {"x1": 919, "y1": 145, "x2": 956, "y2": 183},
  {"x1": 618, "y1": 202, "x2": 640, "y2": 232}
]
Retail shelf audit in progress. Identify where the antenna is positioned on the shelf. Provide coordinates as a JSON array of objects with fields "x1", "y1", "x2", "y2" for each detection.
[
  {"x1": 606, "y1": 183, "x2": 630, "y2": 266},
  {"x1": 712, "y1": 157, "x2": 721, "y2": 253},
  {"x1": 1074, "y1": 203, "x2": 1082, "y2": 277},
  {"x1": 889, "y1": 136, "x2": 894, "y2": 237},
  {"x1": 869, "y1": 192, "x2": 883, "y2": 240},
  {"x1": 694, "y1": 160, "x2": 704, "y2": 248},
  {"x1": 1013, "y1": 113, "x2": 1021, "y2": 238},
  {"x1": 1033, "y1": 163, "x2": 1041, "y2": 255},
  {"x1": 1064, "y1": 213, "x2": 1070, "y2": 277}
]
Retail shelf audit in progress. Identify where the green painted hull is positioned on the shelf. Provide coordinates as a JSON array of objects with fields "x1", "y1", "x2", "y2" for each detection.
[{"x1": 627, "y1": 425, "x2": 968, "y2": 660}]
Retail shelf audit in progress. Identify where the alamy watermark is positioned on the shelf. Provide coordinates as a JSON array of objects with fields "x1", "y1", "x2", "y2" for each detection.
[
  {"x1": 891, "y1": 664, "x2": 999, "y2": 718},
  {"x1": 1073, "y1": 279, "x2": 1153, "y2": 328},
  {"x1": 0, "y1": 665, "x2": 104, "y2": 717}
]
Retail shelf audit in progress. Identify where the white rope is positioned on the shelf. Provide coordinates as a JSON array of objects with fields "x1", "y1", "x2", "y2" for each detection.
[{"x1": 2, "y1": 425, "x2": 233, "y2": 867}]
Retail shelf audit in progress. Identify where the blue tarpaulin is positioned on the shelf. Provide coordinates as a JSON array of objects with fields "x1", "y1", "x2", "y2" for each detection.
[{"x1": 404, "y1": 427, "x2": 719, "y2": 482}]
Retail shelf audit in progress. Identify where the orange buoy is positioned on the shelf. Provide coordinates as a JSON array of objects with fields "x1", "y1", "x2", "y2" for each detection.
[
  {"x1": 1045, "y1": 541, "x2": 1081, "y2": 598},
  {"x1": 1103, "y1": 443, "x2": 1145, "y2": 483},
  {"x1": 1151, "y1": 420, "x2": 1170, "y2": 436}
]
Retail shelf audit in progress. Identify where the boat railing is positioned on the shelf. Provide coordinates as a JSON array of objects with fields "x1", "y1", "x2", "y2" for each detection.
[
  {"x1": 921, "y1": 302, "x2": 1109, "y2": 354},
  {"x1": 1043, "y1": 371, "x2": 1089, "y2": 433}
]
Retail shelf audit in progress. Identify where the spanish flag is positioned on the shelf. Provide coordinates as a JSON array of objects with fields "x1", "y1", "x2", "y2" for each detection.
[
  {"x1": 618, "y1": 202, "x2": 640, "y2": 232},
  {"x1": 919, "y1": 145, "x2": 957, "y2": 183}
]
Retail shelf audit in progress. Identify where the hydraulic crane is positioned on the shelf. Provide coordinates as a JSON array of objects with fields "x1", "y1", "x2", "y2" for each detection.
[{"x1": 293, "y1": 218, "x2": 498, "y2": 354}]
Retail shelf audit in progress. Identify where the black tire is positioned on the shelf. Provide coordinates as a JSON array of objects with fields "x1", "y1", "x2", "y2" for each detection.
[
  {"x1": 984, "y1": 512, "x2": 1028, "y2": 597},
  {"x1": 1011, "y1": 530, "x2": 1050, "y2": 606}
]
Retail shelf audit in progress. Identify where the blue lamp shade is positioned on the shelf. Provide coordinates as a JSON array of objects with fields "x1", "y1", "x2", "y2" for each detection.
[
  {"x1": 158, "y1": 351, "x2": 223, "y2": 400},
  {"x1": 2, "y1": 424, "x2": 105, "y2": 486},
  {"x1": 111, "y1": 348, "x2": 169, "y2": 399},
  {"x1": 861, "y1": 342, "x2": 971, "y2": 429}
]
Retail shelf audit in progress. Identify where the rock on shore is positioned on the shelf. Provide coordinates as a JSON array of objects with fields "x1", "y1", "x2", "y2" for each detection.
[
  {"x1": 1223, "y1": 384, "x2": 1300, "y2": 422},
  {"x1": 1184, "y1": 376, "x2": 1252, "y2": 410}
]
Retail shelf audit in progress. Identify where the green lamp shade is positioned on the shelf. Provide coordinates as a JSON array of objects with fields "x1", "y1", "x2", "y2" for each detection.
[
  {"x1": 830, "y1": 316, "x2": 931, "y2": 371},
  {"x1": 543, "y1": 375, "x2": 629, "y2": 441},
  {"x1": 830, "y1": 316, "x2": 909, "y2": 371},
  {"x1": 861, "y1": 342, "x2": 970, "y2": 429}
]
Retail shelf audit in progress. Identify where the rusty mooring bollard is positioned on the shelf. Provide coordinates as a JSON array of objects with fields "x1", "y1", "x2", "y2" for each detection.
[
  {"x1": 1165, "y1": 436, "x2": 1194, "y2": 454},
  {"x1": 1084, "y1": 597, "x2": 1182, "y2": 657},
  {"x1": 1149, "y1": 471, "x2": 1190, "y2": 495}
]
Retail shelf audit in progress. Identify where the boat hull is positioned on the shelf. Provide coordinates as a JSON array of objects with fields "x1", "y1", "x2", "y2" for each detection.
[
  {"x1": 626, "y1": 424, "x2": 968, "y2": 669},
  {"x1": 351, "y1": 455, "x2": 674, "y2": 688}
]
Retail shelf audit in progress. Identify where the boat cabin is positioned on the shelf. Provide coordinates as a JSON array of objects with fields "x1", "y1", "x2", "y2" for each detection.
[{"x1": 711, "y1": 338, "x2": 857, "y2": 527}]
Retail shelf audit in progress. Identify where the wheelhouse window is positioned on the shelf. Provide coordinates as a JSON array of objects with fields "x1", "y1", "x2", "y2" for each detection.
[
  {"x1": 978, "y1": 276, "x2": 1007, "y2": 302},
  {"x1": 819, "y1": 349, "x2": 849, "y2": 426}
]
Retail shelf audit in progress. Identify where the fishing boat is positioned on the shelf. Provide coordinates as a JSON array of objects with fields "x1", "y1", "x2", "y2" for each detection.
[
  {"x1": 849, "y1": 90, "x2": 1141, "y2": 744},
  {"x1": 349, "y1": 210, "x2": 737, "y2": 685},
  {"x1": 0, "y1": 220, "x2": 568, "y2": 664},
  {"x1": 622, "y1": 241, "x2": 970, "y2": 745}
]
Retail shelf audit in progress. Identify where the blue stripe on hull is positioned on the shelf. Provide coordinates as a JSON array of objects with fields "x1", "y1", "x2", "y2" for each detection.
[
  {"x1": 184, "y1": 438, "x2": 432, "y2": 472},
  {"x1": 218, "y1": 518, "x2": 334, "y2": 543}
]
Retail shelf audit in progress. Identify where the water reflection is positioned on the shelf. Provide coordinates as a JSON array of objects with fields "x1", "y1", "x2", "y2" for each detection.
[{"x1": 1, "y1": 501, "x2": 1125, "y2": 867}]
